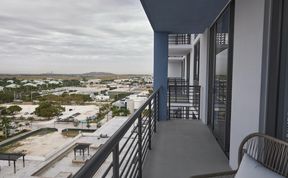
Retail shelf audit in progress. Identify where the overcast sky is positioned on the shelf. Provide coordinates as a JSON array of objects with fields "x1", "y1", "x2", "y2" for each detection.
[{"x1": 0, "y1": 0, "x2": 153, "y2": 74}]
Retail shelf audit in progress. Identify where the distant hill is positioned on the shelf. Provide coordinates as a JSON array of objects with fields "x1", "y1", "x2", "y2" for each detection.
[
  {"x1": 0, "y1": 72, "x2": 152, "y2": 80},
  {"x1": 0, "y1": 72, "x2": 117, "y2": 80},
  {"x1": 81, "y1": 72, "x2": 115, "y2": 77}
]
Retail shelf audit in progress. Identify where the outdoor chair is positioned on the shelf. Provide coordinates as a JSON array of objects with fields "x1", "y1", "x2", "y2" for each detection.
[{"x1": 191, "y1": 133, "x2": 288, "y2": 178}]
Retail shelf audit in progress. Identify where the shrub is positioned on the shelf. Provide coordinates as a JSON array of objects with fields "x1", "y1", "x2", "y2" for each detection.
[{"x1": 35, "y1": 102, "x2": 65, "y2": 118}]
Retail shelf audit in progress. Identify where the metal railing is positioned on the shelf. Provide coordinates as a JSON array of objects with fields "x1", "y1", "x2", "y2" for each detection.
[
  {"x1": 168, "y1": 78, "x2": 189, "y2": 86},
  {"x1": 73, "y1": 88, "x2": 160, "y2": 178},
  {"x1": 216, "y1": 33, "x2": 228, "y2": 45},
  {"x1": 168, "y1": 85, "x2": 200, "y2": 120},
  {"x1": 168, "y1": 34, "x2": 191, "y2": 45}
]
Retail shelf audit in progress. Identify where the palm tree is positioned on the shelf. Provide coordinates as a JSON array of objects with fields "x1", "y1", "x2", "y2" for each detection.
[{"x1": 1, "y1": 116, "x2": 12, "y2": 138}]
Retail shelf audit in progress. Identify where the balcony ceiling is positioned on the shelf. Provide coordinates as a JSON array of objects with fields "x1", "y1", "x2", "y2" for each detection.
[
  {"x1": 168, "y1": 56, "x2": 185, "y2": 62},
  {"x1": 169, "y1": 45, "x2": 192, "y2": 56},
  {"x1": 140, "y1": 0, "x2": 229, "y2": 33}
]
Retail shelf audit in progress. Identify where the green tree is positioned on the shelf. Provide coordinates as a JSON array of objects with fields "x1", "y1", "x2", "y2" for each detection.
[
  {"x1": 7, "y1": 105, "x2": 22, "y2": 114},
  {"x1": 148, "y1": 89, "x2": 153, "y2": 95},
  {"x1": 0, "y1": 106, "x2": 7, "y2": 114},
  {"x1": 27, "y1": 117, "x2": 35, "y2": 121},
  {"x1": 35, "y1": 102, "x2": 65, "y2": 119},
  {"x1": 0, "y1": 107, "x2": 9, "y2": 115},
  {"x1": 113, "y1": 93, "x2": 130, "y2": 102},
  {"x1": 111, "y1": 106, "x2": 130, "y2": 117},
  {"x1": 0, "y1": 92, "x2": 14, "y2": 103},
  {"x1": 0, "y1": 116, "x2": 12, "y2": 138},
  {"x1": 62, "y1": 80, "x2": 81, "y2": 87}
]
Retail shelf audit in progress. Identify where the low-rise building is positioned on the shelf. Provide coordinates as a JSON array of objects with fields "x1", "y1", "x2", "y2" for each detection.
[
  {"x1": 95, "y1": 94, "x2": 110, "y2": 101},
  {"x1": 5, "y1": 84, "x2": 20, "y2": 89}
]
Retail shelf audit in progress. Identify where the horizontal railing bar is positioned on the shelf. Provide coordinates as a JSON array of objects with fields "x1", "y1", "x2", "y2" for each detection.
[
  {"x1": 142, "y1": 138, "x2": 149, "y2": 156},
  {"x1": 132, "y1": 167, "x2": 139, "y2": 178},
  {"x1": 73, "y1": 88, "x2": 160, "y2": 178},
  {"x1": 141, "y1": 138, "x2": 149, "y2": 153},
  {"x1": 168, "y1": 84, "x2": 201, "y2": 120},
  {"x1": 126, "y1": 155, "x2": 139, "y2": 178},
  {"x1": 123, "y1": 149, "x2": 139, "y2": 178},
  {"x1": 128, "y1": 161, "x2": 139, "y2": 178},
  {"x1": 142, "y1": 143, "x2": 149, "y2": 163},
  {"x1": 120, "y1": 142, "x2": 138, "y2": 177},
  {"x1": 142, "y1": 127, "x2": 149, "y2": 142},
  {"x1": 119, "y1": 135, "x2": 138, "y2": 166},
  {"x1": 101, "y1": 163, "x2": 112, "y2": 178},
  {"x1": 119, "y1": 126, "x2": 137, "y2": 154}
]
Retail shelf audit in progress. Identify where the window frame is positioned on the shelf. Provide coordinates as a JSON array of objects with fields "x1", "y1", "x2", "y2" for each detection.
[
  {"x1": 207, "y1": 0, "x2": 235, "y2": 155},
  {"x1": 265, "y1": 0, "x2": 288, "y2": 141}
]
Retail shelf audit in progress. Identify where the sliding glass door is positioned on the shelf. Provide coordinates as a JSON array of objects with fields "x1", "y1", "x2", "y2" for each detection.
[
  {"x1": 193, "y1": 41, "x2": 200, "y2": 85},
  {"x1": 276, "y1": 0, "x2": 288, "y2": 141},
  {"x1": 265, "y1": 0, "x2": 288, "y2": 142},
  {"x1": 208, "y1": 2, "x2": 234, "y2": 154}
]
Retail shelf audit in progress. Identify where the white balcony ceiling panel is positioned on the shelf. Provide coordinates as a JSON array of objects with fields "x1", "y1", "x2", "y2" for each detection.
[
  {"x1": 168, "y1": 56, "x2": 185, "y2": 61},
  {"x1": 169, "y1": 46, "x2": 191, "y2": 56}
]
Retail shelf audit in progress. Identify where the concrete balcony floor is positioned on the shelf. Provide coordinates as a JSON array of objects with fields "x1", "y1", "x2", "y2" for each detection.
[{"x1": 143, "y1": 119, "x2": 231, "y2": 178}]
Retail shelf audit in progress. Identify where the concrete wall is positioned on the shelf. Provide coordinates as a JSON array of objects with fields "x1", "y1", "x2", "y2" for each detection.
[
  {"x1": 229, "y1": 0, "x2": 266, "y2": 169},
  {"x1": 190, "y1": 31, "x2": 209, "y2": 124},
  {"x1": 189, "y1": 49, "x2": 194, "y2": 84},
  {"x1": 168, "y1": 61, "x2": 183, "y2": 78},
  {"x1": 199, "y1": 30, "x2": 209, "y2": 124},
  {"x1": 185, "y1": 55, "x2": 190, "y2": 81}
]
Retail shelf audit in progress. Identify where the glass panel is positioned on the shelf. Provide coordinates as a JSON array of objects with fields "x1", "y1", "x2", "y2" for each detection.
[
  {"x1": 193, "y1": 42, "x2": 200, "y2": 84},
  {"x1": 281, "y1": 0, "x2": 288, "y2": 141},
  {"x1": 212, "y1": 8, "x2": 230, "y2": 148}
]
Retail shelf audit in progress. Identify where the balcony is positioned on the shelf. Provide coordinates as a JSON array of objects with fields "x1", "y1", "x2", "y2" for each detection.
[
  {"x1": 143, "y1": 119, "x2": 230, "y2": 178},
  {"x1": 169, "y1": 34, "x2": 192, "y2": 45},
  {"x1": 168, "y1": 78, "x2": 200, "y2": 120},
  {"x1": 72, "y1": 88, "x2": 230, "y2": 178},
  {"x1": 168, "y1": 34, "x2": 192, "y2": 60}
]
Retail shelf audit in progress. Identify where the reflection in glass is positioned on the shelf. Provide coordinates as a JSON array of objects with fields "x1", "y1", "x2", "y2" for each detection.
[{"x1": 212, "y1": 8, "x2": 230, "y2": 149}]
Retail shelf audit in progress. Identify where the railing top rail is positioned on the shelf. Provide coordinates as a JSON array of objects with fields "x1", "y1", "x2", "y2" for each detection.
[{"x1": 73, "y1": 88, "x2": 160, "y2": 178}]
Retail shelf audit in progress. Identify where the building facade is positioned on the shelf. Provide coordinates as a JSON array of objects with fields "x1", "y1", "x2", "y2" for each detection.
[{"x1": 142, "y1": 0, "x2": 288, "y2": 169}]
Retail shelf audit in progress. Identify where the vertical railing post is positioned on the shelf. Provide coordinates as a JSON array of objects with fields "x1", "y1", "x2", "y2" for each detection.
[
  {"x1": 198, "y1": 86, "x2": 201, "y2": 120},
  {"x1": 157, "y1": 91, "x2": 160, "y2": 121},
  {"x1": 112, "y1": 143, "x2": 119, "y2": 178},
  {"x1": 148, "y1": 103, "x2": 152, "y2": 150},
  {"x1": 137, "y1": 115, "x2": 143, "y2": 178},
  {"x1": 153, "y1": 95, "x2": 157, "y2": 133},
  {"x1": 174, "y1": 85, "x2": 177, "y2": 103},
  {"x1": 187, "y1": 85, "x2": 190, "y2": 103},
  {"x1": 168, "y1": 86, "x2": 170, "y2": 120}
]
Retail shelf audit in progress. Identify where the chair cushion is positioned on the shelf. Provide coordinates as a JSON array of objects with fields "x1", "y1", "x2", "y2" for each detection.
[{"x1": 235, "y1": 153, "x2": 285, "y2": 178}]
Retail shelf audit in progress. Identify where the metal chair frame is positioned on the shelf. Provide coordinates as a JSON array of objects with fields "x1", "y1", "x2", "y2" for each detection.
[{"x1": 191, "y1": 133, "x2": 288, "y2": 178}]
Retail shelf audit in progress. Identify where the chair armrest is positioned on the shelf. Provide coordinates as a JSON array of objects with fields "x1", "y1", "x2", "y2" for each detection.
[{"x1": 190, "y1": 170, "x2": 237, "y2": 178}]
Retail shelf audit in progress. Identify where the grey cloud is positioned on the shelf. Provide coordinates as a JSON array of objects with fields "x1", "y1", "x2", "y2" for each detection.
[{"x1": 0, "y1": 0, "x2": 153, "y2": 74}]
